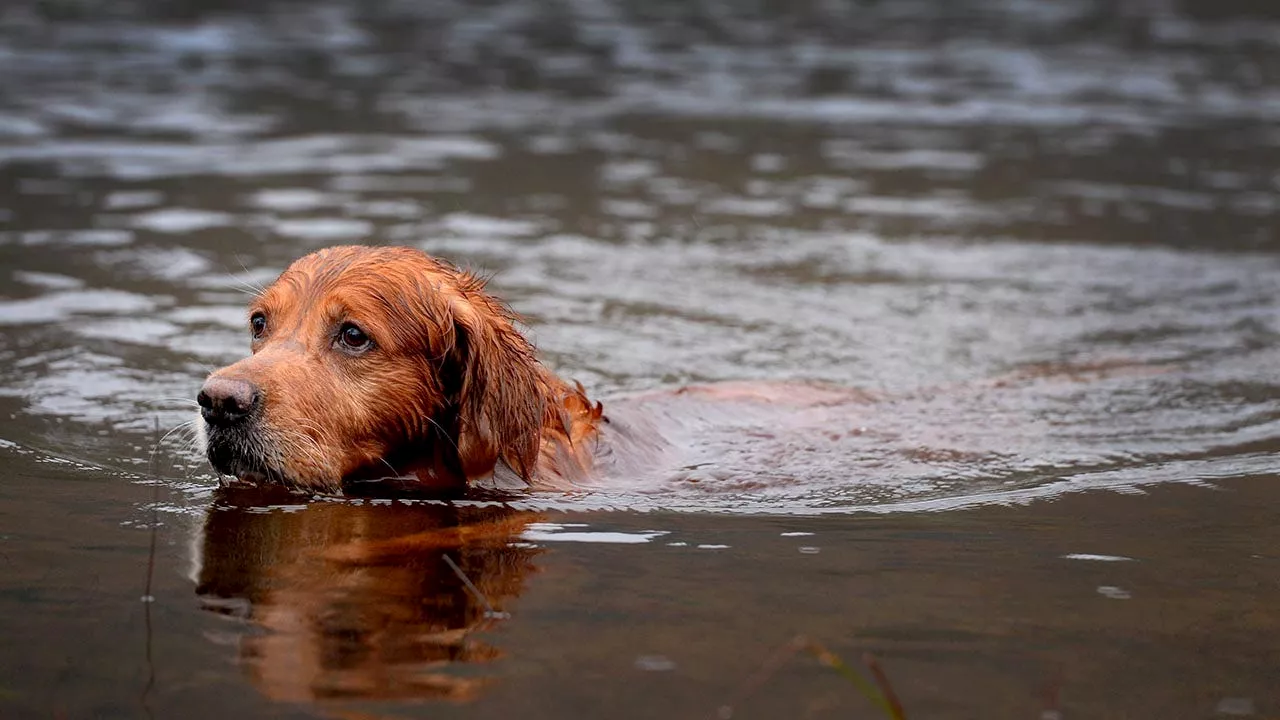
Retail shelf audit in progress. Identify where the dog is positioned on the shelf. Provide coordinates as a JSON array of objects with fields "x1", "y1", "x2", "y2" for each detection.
[
  {"x1": 196, "y1": 244, "x2": 620, "y2": 495},
  {"x1": 198, "y1": 244, "x2": 1162, "y2": 498}
]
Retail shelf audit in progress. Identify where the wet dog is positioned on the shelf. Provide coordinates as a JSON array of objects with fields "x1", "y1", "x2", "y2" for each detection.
[
  {"x1": 197, "y1": 245, "x2": 1162, "y2": 499},
  {"x1": 197, "y1": 245, "x2": 606, "y2": 495}
]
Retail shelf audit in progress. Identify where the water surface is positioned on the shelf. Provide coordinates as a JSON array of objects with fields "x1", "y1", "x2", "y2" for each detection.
[{"x1": 1, "y1": 0, "x2": 1279, "y2": 717}]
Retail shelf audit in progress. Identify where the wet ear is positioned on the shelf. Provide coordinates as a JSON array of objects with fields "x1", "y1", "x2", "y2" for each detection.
[{"x1": 450, "y1": 303, "x2": 545, "y2": 482}]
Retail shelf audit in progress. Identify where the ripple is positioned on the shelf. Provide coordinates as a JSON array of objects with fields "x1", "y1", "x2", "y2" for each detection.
[
  {"x1": 440, "y1": 212, "x2": 542, "y2": 237},
  {"x1": 5, "y1": 229, "x2": 135, "y2": 247},
  {"x1": 13, "y1": 271, "x2": 84, "y2": 291},
  {"x1": 74, "y1": 317, "x2": 182, "y2": 344},
  {"x1": 249, "y1": 188, "x2": 342, "y2": 212},
  {"x1": 104, "y1": 190, "x2": 164, "y2": 210},
  {"x1": 0, "y1": 134, "x2": 501, "y2": 180},
  {"x1": 131, "y1": 208, "x2": 233, "y2": 234},
  {"x1": 270, "y1": 217, "x2": 373, "y2": 241},
  {"x1": 0, "y1": 289, "x2": 164, "y2": 325}
]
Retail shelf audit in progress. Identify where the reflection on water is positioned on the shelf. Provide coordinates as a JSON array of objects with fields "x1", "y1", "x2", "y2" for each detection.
[{"x1": 195, "y1": 487, "x2": 540, "y2": 704}]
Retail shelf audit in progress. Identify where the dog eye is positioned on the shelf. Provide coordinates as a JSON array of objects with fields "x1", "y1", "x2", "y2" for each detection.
[
  {"x1": 336, "y1": 322, "x2": 372, "y2": 352},
  {"x1": 249, "y1": 313, "x2": 267, "y2": 339}
]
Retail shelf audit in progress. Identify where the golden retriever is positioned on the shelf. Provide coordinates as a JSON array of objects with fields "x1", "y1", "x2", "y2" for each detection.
[
  {"x1": 197, "y1": 244, "x2": 1160, "y2": 497},
  {"x1": 198, "y1": 245, "x2": 612, "y2": 494}
]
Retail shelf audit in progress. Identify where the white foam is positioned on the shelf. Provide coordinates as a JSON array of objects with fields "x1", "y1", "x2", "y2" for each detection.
[{"x1": 521, "y1": 526, "x2": 668, "y2": 544}]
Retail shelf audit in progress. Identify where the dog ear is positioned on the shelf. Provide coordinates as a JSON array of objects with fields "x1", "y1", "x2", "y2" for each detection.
[{"x1": 449, "y1": 301, "x2": 545, "y2": 482}]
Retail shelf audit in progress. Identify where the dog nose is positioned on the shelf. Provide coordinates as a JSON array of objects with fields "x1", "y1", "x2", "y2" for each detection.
[{"x1": 198, "y1": 377, "x2": 261, "y2": 426}]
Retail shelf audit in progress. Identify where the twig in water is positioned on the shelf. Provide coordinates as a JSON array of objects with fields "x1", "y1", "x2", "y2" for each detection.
[
  {"x1": 714, "y1": 636, "x2": 807, "y2": 719},
  {"x1": 714, "y1": 635, "x2": 906, "y2": 720},
  {"x1": 140, "y1": 417, "x2": 160, "y2": 720},
  {"x1": 1039, "y1": 663, "x2": 1065, "y2": 720},
  {"x1": 861, "y1": 652, "x2": 906, "y2": 720},
  {"x1": 442, "y1": 553, "x2": 510, "y2": 620}
]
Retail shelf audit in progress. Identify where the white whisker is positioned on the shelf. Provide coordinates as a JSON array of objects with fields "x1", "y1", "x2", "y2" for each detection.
[
  {"x1": 426, "y1": 416, "x2": 462, "y2": 455},
  {"x1": 377, "y1": 456, "x2": 401, "y2": 478},
  {"x1": 144, "y1": 397, "x2": 201, "y2": 409},
  {"x1": 148, "y1": 419, "x2": 199, "y2": 479}
]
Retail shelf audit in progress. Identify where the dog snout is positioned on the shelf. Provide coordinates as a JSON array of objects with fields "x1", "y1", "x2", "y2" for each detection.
[{"x1": 198, "y1": 377, "x2": 262, "y2": 426}]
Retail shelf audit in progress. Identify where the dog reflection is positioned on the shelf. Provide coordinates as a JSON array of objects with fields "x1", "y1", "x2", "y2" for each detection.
[{"x1": 195, "y1": 486, "x2": 541, "y2": 704}]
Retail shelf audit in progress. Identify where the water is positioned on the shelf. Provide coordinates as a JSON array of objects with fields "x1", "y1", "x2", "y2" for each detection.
[{"x1": 1, "y1": 0, "x2": 1279, "y2": 716}]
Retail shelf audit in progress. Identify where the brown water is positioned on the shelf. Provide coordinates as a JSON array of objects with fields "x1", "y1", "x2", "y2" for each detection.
[{"x1": 2, "y1": 0, "x2": 1280, "y2": 717}]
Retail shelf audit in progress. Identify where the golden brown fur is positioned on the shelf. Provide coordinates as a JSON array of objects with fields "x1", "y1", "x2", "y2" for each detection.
[{"x1": 199, "y1": 245, "x2": 602, "y2": 494}]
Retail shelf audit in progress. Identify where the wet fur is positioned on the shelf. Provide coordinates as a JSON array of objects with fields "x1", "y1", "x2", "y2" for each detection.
[{"x1": 200, "y1": 245, "x2": 602, "y2": 494}]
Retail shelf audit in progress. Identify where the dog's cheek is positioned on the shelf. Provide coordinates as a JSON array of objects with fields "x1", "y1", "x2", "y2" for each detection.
[
  {"x1": 269, "y1": 360, "x2": 347, "y2": 432},
  {"x1": 281, "y1": 449, "x2": 344, "y2": 493},
  {"x1": 358, "y1": 362, "x2": 441, "y2": 437}
]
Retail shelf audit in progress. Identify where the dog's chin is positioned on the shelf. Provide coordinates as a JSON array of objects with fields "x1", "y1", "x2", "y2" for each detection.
[
  {"x1": 199, "y1": 417, "x2": 343, "y2": 493},
  {"x1": 201, "y1": 421, "x2": 275, "y2": 483}
]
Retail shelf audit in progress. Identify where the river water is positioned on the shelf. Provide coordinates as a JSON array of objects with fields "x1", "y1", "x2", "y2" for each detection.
[{"x1": 1, "y1": 0, "x2": 1279, "y2": 717}]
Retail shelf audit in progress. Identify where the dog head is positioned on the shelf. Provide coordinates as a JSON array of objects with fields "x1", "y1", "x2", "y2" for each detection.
[{"x1": 197, "y1": 245, "x2": 547, "y2": 493}]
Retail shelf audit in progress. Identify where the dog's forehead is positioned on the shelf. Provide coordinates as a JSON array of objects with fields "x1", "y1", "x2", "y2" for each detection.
[
  {"x1": 280, "y1": 246, "x2": 407, "y2": 285},
  {"x1": 267, "y1": 247, "x2": 452, "y2": 302},
  {"x1": 256, "y1": 246, "x2": 460, "y2": 349}
]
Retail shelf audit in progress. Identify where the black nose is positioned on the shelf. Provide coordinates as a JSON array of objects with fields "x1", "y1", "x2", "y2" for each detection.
[{"x1": 198, "y1": 377, "x2": 261, "y2": 426}]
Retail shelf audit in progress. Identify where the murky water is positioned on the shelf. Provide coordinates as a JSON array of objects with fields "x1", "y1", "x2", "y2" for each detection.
[{"x1": 2, "y1": 0, "x2": 1279, "y2": 717}]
